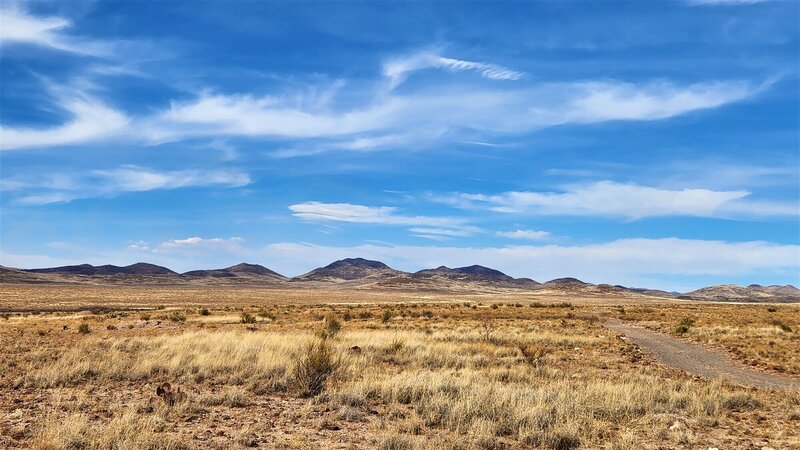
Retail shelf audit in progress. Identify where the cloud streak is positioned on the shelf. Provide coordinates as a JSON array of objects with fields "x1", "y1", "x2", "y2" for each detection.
[
  {"x1": 1, "y1": 74, "x2": 764, "y2": 152},
  {"x1": 439, "y1": 181, "x2": 797, "y2": 219},
  {"x1": 4, "y1": 165, "x2": 251, "y2": 205},
  {"x1": 383, "y1": 51, "x2": 524, "y2": 88}
]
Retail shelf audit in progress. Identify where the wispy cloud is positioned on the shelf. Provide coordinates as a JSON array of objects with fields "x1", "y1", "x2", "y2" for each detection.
[
  {"x1": 288, "y1": 202, "x2": 480, "y2": 239},
  {"x1": 157, "y1": 236, "x2": 244, "y2": 251},
  {"x1": 496, "y1": 229, "x2": 551, "y2": 240},
  {"x1": 0, "y1": 4, "x2": 114, "y2": 56},
  {"x1": 0, "y1": 89, "x2": 130, "y2": 151},
  {"x1": 383, "y1": 51, "x2": 524, "y2": 88},
  {"x1": 1, "y1": 63, "x2": 766, "y2": 152},
  {"x1": 439, "y1": 181, "x2": 797, "y2": 219},
  {"x1": 5, "y1": 165, "x2": 251, "y2": 205},
  {"x1": 686, "y1": 0, "x2": 767, "y2": 5},
  {"x1": 290, "y1": 202, "x2": 467, "y2": 227}
]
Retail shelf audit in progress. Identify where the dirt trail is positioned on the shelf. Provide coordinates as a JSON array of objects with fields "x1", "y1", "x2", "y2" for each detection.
[{"x1": 603, "y1": 319, "x2": 800, "y2": 391}]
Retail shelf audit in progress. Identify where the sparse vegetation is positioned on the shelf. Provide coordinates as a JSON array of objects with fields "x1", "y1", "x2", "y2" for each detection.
[
  {"x1": 1, "y1": 285, "x2": 798, "y2": 448},
  {"x1": 198, "y1": 308, "x2": 211, "y2": 316},
  {"x1": 77, "y1": 323, "x2": 90, "y2": 334}
]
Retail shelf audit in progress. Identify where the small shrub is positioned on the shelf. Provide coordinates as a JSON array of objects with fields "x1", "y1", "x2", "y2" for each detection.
[
  {"x1": 767, "y1": 306, "x2": 778, "y2": 313},
  {"x1": 358, "y1": 311, "x2": 373, "y2": 320},
  {"x1": 342, "y1": 310, "x2": 352, "y2": 321},
  {"x1": 381, "y1": 309, "x2": 392, "y2": 324},
  {"x1": 675, "y1": 317, "x2": 695, "y2": 335},
  {"x1": 240, "y1": 312, "x2": 257, "y2": 324},
  {"x1": 774, "y1": 321, "x2": 793, "y2": 333},
  {"x1": 322, "y1": 313, "x2": 341, "y2": 338},
  {"x1": 198, "y1": 308, "x2": 211, "y2": 316},
  {"x1": 169, "y1": 312, "x2": 186, "y2": 323},
  {"x1": 78, "y1": 323, "x2": 90, "y2": 334},
  {"x1": 490, "y1": 304, "x2": 499, "y2": 310},
  {"x1": 518, "y1": 342, "x2": 550, "y2": 367},
  {"x1": 421, "y1": 310, "x2": 434, "y2": 319},
  {"x1": 293, "y1": 338, "x2": 340, "y2": 397},
  {"x1": 139, "y1": 313, "x2": 150, "y2": 321},
  {"x1": 1, "y1": 313, "x2": 10, "y2": 320}
]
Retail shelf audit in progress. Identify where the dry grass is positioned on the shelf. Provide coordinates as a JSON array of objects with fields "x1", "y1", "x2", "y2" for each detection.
[{"x1": 1, "y1": 288, "x2": 798, "y2": 449}]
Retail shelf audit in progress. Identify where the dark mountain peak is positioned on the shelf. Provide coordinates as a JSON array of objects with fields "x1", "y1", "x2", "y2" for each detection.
[
  {"x1": 545, "y1": 277, "x2": 587, "y2": 286},
  {"x1": 325, "y1": 258, "x2": 390, "y2": 270},
  {"x1": 297, "y1": 258, "x2": 398, "y2": 281},
  {"x1": 454, "y1": 265, "x2": 510, "y2": 278},
  {"x1": 117, "y1": 263, "x2": 177, "y2": 275},
  {"x1": 226, "y1": 263, "x2": 283, "y2": 277},
  {"x1": 28, "y1": 262, "x2": 176, "y2": 276}
]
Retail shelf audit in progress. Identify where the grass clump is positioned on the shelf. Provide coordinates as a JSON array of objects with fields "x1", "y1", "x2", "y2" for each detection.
[
  {"x1": 77, "y1": 323, "x2": 90, "y2": 334},
  {"x1": 320, "y1": 313, "x2": 341, "y2": 338},
  {"x1": 198, "y1": 308, "x2": 211, "y2": 316},
  {"x1": 293, "y1": 337, "x2": 340, "y2": 397}
]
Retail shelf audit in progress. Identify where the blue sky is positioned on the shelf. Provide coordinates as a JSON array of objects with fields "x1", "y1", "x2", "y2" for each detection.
[{"x1": 1, "y1": 0, "x2": 798, "y2": 290}]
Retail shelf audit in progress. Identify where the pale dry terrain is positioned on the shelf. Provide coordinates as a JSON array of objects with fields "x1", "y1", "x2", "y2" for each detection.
[{"x1": 0, "y1": 285, "x2": 798, "y2": 449}]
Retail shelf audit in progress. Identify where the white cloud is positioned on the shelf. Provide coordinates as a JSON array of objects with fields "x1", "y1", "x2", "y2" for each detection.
[
  {"x1": 0, "y1": 94, "x2": 130, "y2": 150},
  {"x1": 289, "y1": 202, "x2": 468, "y2": 228},
  {"x1": 409, "y1": 227, "x2": 473, "y2": 237},
  {"x1": 383, "y1": 51, "x2": 524, "y2": 88},
  {"x1": 2, "y1": 60, "x2": 764, "y2": 151},
  {"x1": 497, "y1": 230, "x2": 551, "y2": 240},
  {"x1": 92, "y1": 166, "x2": 250, "y2": 192},
  {"x1": 440, "y1": 181, "x2": 796, "y2": 219},
  {"x1": 6, "y1": 165, "x2": 251, "y2": 205},
  {"x1": 0, "y1": 5, "x2": 111, "y2": 55},
  {"x1": 687, "y1": 0, "x2": 767, "y2": 5},
  {"x1": 157, "y1": 236, "x2": 244, "y2": 251},
  {"x1": 137, "y1": 78, "x2": 759, "y2": 150}
]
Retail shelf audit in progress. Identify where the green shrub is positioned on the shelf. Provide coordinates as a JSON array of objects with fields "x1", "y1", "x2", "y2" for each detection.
[
  {"x1": 381, "y1": 309, "x2": 392, "y2": 324},
  {"x1": 78, "y1": 323, "x2": 90, "y2": 334}
]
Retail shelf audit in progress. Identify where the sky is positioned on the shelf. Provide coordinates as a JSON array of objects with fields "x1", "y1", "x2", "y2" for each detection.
[{"x1": 0, "y1": 0, "x2": 798, "y2": 291}]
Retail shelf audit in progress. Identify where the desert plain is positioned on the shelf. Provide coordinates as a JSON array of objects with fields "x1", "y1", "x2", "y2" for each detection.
[{"x1": 1, "y1": 283, "x2": 798, "y2": 450}]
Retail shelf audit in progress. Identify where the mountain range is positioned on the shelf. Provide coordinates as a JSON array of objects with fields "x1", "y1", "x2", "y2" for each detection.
[{"x1": 1, "y1": 258, "x2": 798, "y2": 302}]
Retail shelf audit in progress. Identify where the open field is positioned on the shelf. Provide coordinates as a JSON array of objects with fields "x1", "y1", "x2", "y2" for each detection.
[{"x1": 1, "y1": 285, "x2": 798, "y2": 449}]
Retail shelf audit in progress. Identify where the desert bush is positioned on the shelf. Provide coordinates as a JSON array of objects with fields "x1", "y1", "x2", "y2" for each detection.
[
  {"x1": 381, "y1": 309, "x2": 393, "y2": 324},
  {"x1": 240, "y1": 312, "x2": 257, "y2": 324},
  {"x1": 168, "y1": 311, "x2": 186, "y2": 323},
  {"x1": 674, "y1": 317, "x2": 695, "y2": 335},
  {"x1": 139, "y1": 313, "x2": 151, "y2": 321},
  {"x1": 321, "y1": 313, "x2": 341, "y2": 338},
  {"x1": 198, "y1": 308, "x2": 211, "y2": 316},
  {"x1": 518, "y1": 342, "x2": 550, "y2": 367},
  {"x1": 78, "y1": 323, "x2": 90, "y2": 334},
  {"x1": 293, "y1": 337, "x2": 340, "y2": 397}
]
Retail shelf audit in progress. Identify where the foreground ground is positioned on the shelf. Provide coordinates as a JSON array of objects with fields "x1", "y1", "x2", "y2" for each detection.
[{"x1": 0, "y1": 285, "x2": 798, "y2": 449}]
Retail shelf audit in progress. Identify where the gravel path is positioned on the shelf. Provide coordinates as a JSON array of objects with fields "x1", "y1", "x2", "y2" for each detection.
[{"x1": 603, "y1": 319, "x2": 800, "y2": 391}]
